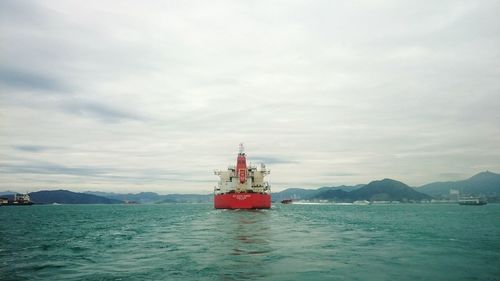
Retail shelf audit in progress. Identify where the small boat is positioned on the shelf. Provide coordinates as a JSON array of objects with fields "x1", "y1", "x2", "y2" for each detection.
[
  {"x1": 281, "y1": 199, "x2": 293, "y2": 204},
  {"x1": 458, "y1": 197, "x2": 487, "y2": 205},
  {"x1": 353, "y1": 200, "x2": 370, "y2": 205}
]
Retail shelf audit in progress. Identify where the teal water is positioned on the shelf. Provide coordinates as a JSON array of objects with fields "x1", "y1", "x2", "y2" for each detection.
[{"x1": 1, "y1": 203, "x2": 499, "y2": 280}]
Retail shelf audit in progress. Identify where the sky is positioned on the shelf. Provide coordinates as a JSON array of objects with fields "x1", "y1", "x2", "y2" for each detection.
[{"x1": 1, "y1": 0, "x2": 499, "y2": 194}]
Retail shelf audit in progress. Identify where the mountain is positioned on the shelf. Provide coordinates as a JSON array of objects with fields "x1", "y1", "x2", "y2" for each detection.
[
  {"x1": 271, "y1": 185, "x2": 363, "y2": 202},
  {"x1": 349, "y1": 179, "x2": 431, "y2": 202},
  {"x1": 85, "y1": 191, "x2": 212, "y2": 203},
  {"x1": 310, "y1": 189, "x2": 351, "y2": 201},
  {"x1": 85, "y1": 191, "x2": 163, "y2": 203},
  {"x1": 0, "y1": 191, "x2": 17, "y2": 199},
  {"x1": 418, "y1": 171, "x2": 500, "y2": 197},
  {"x1": 271, "y1": 188, "x2": 320, "y2": 202},
  {"x1": 4, "y1": 171, "x2": 497, "y2": 204},
  {"x1": 29, "y1": 190, "x2": 124, "y2": 204},
  {"x1": 312, "y1": 179, "x2": 432, "y2": 202},
  {"x1": 156, "y1": 194, "x2": 212, "y2": 203}
]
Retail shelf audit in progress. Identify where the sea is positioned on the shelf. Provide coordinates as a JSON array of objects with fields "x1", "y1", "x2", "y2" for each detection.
[{"x1": 1, "y1": 203, "x2": 499, "y2": 281}]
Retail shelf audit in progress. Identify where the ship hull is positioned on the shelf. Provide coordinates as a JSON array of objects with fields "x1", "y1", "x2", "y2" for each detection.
[
  {"x1": 214, "y1": 193, "x2": 271, "y2": 209},
  {"x1": 1, "y1": 202, "x2": 33, "y2": 206},
  {"x1": 458, "y1": 197, "x2": 487, "y2": 205},
  {"x1": 458, "y1": 201, "x2": 487, "y2": 205}
]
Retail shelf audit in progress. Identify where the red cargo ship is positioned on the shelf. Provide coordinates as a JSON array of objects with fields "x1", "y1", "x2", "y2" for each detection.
[{"x1": 214, "y1": 144, "x2": 271, "y2": 209}]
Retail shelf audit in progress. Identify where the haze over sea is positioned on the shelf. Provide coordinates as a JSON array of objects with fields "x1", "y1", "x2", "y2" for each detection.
[{"x1": 1, "y1": 203, "x2": 498, "y2": 280}]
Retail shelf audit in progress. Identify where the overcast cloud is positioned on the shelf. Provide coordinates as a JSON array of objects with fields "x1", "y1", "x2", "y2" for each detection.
[{"x1": 1, "y1": 0, "x2": 499, "y2": 194}]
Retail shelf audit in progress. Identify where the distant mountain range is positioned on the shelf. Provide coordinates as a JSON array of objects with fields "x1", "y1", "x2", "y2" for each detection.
[
  {"x1": 10, "y1": 190, "x2": 125, "y2": 204},
  {"x1": 85, "y1": 191, "x2": 164, "y2": 203},
  {"x1": 417, "y1": 171, "x2": 500, "y2": 197},
  {"x1": 270, "y1": 185, "x2": 364, "y2": 202},
  {"x1": 279, "y1": 171, "x2": 499, "y2": 202},
  {"x1": 272, "y1": 180, "x2": 431, "y2": 202},
  {"x1": 2, "y1": 171, "x2": 498, "y2": 204},
  {"x1": 311, "y1": 179, "x2": 431, "y2": 202},
  {"x1": 84, "y1": 191, "x2": 212, "y2": 203}
]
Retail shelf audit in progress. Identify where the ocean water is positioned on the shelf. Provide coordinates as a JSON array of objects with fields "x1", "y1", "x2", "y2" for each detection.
[{"x1": 1, "y1": 203, "x2": 499, "y2": 281}]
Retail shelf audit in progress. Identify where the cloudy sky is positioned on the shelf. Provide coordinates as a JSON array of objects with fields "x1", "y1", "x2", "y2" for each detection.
[{"x1": 1, "y1": 0, "x2": 499, "y2": 194}]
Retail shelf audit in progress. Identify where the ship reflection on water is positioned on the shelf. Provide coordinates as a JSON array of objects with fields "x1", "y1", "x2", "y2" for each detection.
[
  {"x1": 232, "y1": 212, "x2": 272, "y2": 256},
  {"x1": 211, "y1": 209, "x2": 274, "y2": 280}
]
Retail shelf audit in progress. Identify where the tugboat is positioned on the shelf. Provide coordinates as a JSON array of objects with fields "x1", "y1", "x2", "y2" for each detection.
[{"x1": 214, "y1": 144, "x2": 271, "y2": 209}]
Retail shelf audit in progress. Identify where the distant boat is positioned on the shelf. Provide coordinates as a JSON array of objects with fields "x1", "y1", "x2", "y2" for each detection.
[
  {"x1": 353, "y1": 200, "x2": 370, "y2": 205},
  {"x1": 281, "y1": 199, "x2": 293, "y2": 204},
  {"x1": 0, "y1": 193, "x2": 33, "y2": 206},
  {"x1": 458, "y1": 197, "x2": 487, "y2": 206}
]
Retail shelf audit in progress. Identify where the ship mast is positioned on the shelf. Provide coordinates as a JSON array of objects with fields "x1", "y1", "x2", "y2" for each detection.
[
  {"x1": 238, "y1": 143, "x2": 244, "y2": 155},
  {"x1": 236, "y1": 143, "x2": 247, "y2": 184}
]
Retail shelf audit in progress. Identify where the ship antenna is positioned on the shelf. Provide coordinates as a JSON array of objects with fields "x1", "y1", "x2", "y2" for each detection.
[{"x1": 239, "y1": 143, "x2": 244, "y2": 155}]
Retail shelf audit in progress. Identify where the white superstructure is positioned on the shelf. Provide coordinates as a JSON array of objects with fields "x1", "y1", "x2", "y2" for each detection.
[
  {"x1": 214, "y1": 164, "x2": 271, "y2": 194},
  {"x1": 214, "y1": 144, "x2": 271, "y2": 195}
]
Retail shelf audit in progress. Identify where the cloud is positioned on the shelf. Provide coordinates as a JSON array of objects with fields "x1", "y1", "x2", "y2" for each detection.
[
  {"x1": 0, "y1": 67, "x2": 68, "y2": 92},
  {"x1": 0, "y1": 161, "x2": 205, "y2": 184},
  {"x1": 322, "y1": 173, "x2": 360, "y2": 177},
  {"x1": 249, "y1": 156, "x2": 297, "y2": 165},
  {"x1": 0, "y1": 162, "x2": 107, "y2": 177},
  {"x1": 13, "y1": 145, "x2": 56, "y2": 153},
  {"x1": 0, "y1": 0, "x2": 499, "y2": 193},
  {"x1": 61, "y1": 100, "x2": 145, "y2": 123}
]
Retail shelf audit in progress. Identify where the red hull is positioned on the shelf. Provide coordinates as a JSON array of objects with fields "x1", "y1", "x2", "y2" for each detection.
[{"x1": 214, "y1": 193, "x2": 271, "y2": 209}]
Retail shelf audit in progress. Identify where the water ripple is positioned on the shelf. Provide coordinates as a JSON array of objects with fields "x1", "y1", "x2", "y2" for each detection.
[{"x1": 0, "y1": 204, "x2": 499, "y2": 280}]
